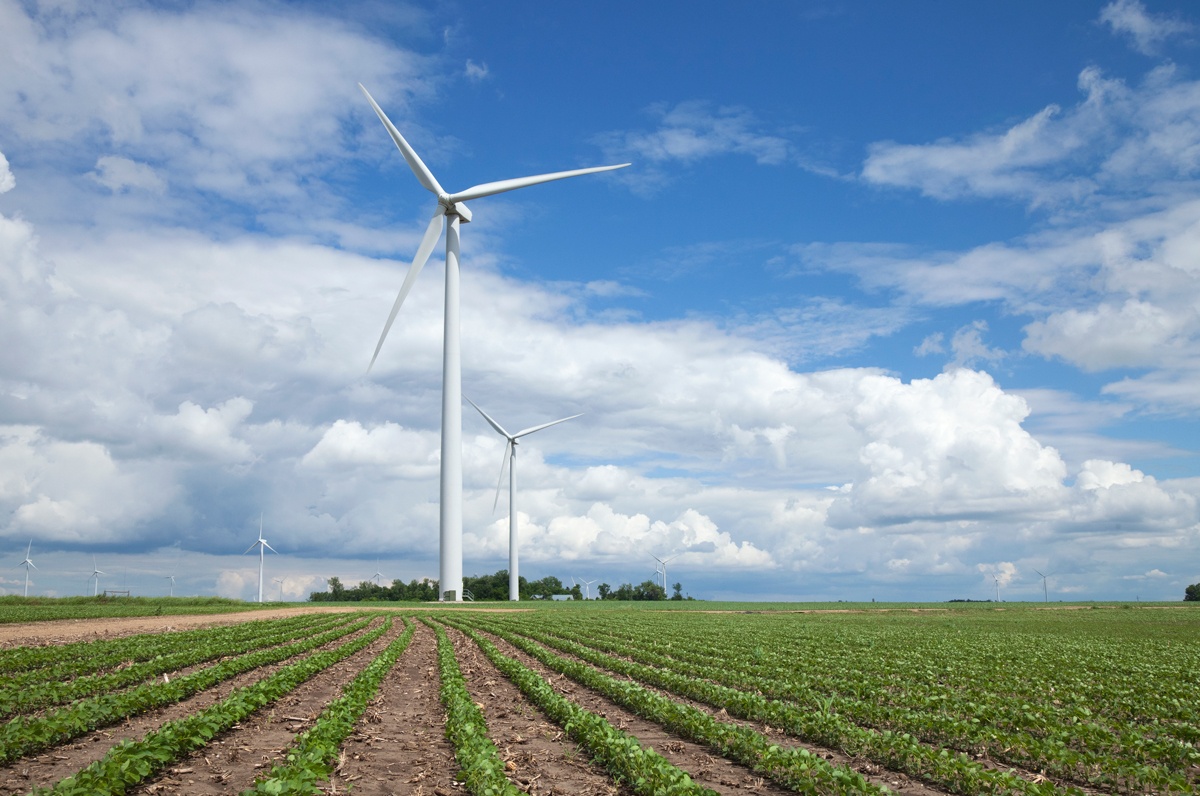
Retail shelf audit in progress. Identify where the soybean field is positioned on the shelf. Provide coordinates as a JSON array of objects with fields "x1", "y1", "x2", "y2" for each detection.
[{"x1": 0, "y1": 604, "x2": 1196, "y2": 795}]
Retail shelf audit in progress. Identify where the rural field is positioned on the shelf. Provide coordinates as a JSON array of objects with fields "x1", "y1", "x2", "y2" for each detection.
[{"x1": 0, "y1": 602, "x2": 1196, "y2": 795}]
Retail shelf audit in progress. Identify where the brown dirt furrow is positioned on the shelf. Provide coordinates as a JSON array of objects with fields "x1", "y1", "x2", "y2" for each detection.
[
  {"x1": 124, "y1": 618, "x2": 403, "y2": 796},
  {"x1": 0, "y1": 617, "x2": 380, "y2": 794},
  {"x1": 448, "y1": 627, "x2": 628, "y2": 796},
  {"x1": 331, "y1": 621, "x2": 459, "y2": 796},
  {"x1": 458, "y1": 626, "x2": 796, "y2": 796}
]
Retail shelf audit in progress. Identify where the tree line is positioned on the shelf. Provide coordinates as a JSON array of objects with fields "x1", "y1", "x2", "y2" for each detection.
[{"x1": 307, "y1": 570, "x2": 693, "y2": 602}]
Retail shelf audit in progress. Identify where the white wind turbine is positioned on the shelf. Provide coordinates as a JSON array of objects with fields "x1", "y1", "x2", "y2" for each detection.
[
  {"x1": 359, "y1": 84, "x2": 627, "y2": 602},
  {"x1": 992, "y1": 574, "x2": 1000, "y2": 602},
  {"x1": 1033, "y1": 569, "x2": 1053, "y2": 603},
  {"x1": 274, "y1": 577, "x2": 285, "y2": 602},
  {"x1": 372, "y1": 561, "x2": 384, "y2": 586},
  {"x1": 243, "y1": 514, "x2": 277, "y2": 603},
  {"x1": 467, "y1": 397, "x2": 581, "y2": 602},
  {"x1": 17, "y1": 540, "x2": 35, "y2": 598},
  {"x1": 653, "y1": 553, "x2": 679, "y2": 592},
  {"x1": 579, "y1": 577, "x2": 597, "y2": 600},
  {"x1": 164, "y1": 573, "x2": 175, "y2": 598},
  {"x1": 90, "y1": 556, "x2": 106, "y2": 597}
]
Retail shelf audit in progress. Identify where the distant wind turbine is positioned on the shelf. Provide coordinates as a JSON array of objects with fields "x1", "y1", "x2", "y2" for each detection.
[
  {"x1": 467, "y1": 397, "x2": 581, "y2": 602},
  {"x1": 372, "y1": 561, "x2": 384, "y2": 586},
  {"x1": 359, "y1": 83, "x2": 627, "y2": 602},
  {"x1": 579, "y1": 577, "x2": 597, "y2": 600},
  {"x1": 17, "y1": 540, "x2": 35, "y2": 598},
  {"x1": 274, "y1": 577, "x2": 285, "y2": 602},
  {"x1": 243, "y1": 514, "x2": 277, "y2": 603},
  {"x1": 1033, "y1": 569, "x2": 1053, "y2": 603},
  {"x1": 90, "y1": 556, "x2": 106, "y2": 597},
  {"x1": 653, "y1": 553, "x2": 679, "y2": 592},
  {"x1": 164, "y1": 573, "x2": 175, "y2": 598},
  {"x1": 992, "y1": 574, "x2": 1000, "y2": 602}
]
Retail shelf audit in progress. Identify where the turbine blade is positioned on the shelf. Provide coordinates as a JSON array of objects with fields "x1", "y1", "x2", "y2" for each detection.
[
  {"x1": 493, "y1": 440, "x2": 512, "y2": 513},
  {"x1": 514, "y1": 412, "x2": 583, "y2": 439},
  {"x1": 28, "y1": 561, "x2": 36, "y2": 570},
  {"x1": 243, "y1": 542, "x2": 258, "y2": 555},
  {"x1": 263, "y1": 541, "x2": 277, "y2": 554},
  {"x1": 368, "y1": 209, "x2": 444, "y2": 372},
  {"x1": 449, "y1": 163, "x2": 630, "y2": 203},
  {"x1": 465, "y1": 397, "x2": 512, "y2": 439},
  {"x1": 358, "y1": 84, "x2": 445, "y2": 196}
]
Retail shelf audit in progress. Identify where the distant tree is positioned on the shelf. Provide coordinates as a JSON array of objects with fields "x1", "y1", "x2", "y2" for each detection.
[
  {"x1": 633, "y1": 579, "x2": 667, "y2": 601},
  {"x1": 327, "y1": 577, "x2": 345, "y2": 600},
  {"x1": 613, "y1": 582, "x2": 634, "y2": 601},
  {"x1": 1186, "y1": 583, "x2": 1200, "y2": 601},
  {"x1": 570, "y1": 583, "x2": 583, "y2": 600},
  {"x1": 526, "y1": 575, "x2": 565, "y2": 600},
  {"x1": 671, "y1": 582, "x2": 683, "y2": 601},
  {"x1": 597, "y1": 583, "x2": 611, "y2": 600}
]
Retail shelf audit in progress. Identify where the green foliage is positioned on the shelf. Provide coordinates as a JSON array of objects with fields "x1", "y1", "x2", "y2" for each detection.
[
  {"x1": 443, "y1": 619, "x2": 718, "y2": 796},
  {"x1": 308, "y1": 576, "x2": 439, "y2": 602},
  {"x1": 426, "y1": 620, "x2": 522, "y2": 796},
  {"x1": 246, "y1": 619, "x2": 416, "y2": 794},
  {"x1": 2, "y1": 615, "x2": 376, "y2": 765},
  {"x1": 0, "y1": 595, "x2": 275, "y2": 624},
  {"x1": 1185, "y1": 583, "x2": 1200, "y2": 601},
  {"x1": 36, "y1": 617, "x2": 393, "y2": 795}
]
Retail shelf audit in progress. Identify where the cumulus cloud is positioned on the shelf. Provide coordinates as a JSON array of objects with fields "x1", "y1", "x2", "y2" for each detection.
[
  {"x1": 1100, "y1": 0, "x2": 1192, "y2": 55},
  {"x1": 89, "y1": 155, "x2": 166, "y2": 194},
  {"x1": 0, "y1": 150, "x2": 13, "y2": 194}
]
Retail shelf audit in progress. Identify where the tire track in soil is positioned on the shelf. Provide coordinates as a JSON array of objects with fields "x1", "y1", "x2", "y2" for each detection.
[
  {"x1": 448, "y1": 628, "x2": 628, "y2": 796},
  {"x1": 332, "y1": 622, "x2": 459, "y2": 796},
  {"x1": 0, "y1": 617, "x2": 380, "y2": 794},
  {"x1": 459, "y1": 628, "x2": 796, "y2": 796},
  {"x1": 125, "y1": 618, "x2": 403, "y2": 796}
]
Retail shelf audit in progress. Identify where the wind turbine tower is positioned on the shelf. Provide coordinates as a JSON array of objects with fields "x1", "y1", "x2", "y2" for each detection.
[
  {"x1": 579, "y1": 577, "x2": 597, "y2": 600},
  {"x1": 468, "y1": 397, "x2": 581, "y2": 601},
  {"x1": 243, "y1": 514, "x2": 277, "y2": 603},
  {"x1": 17, "y1": 540, "x2": 36, "y2": 598},
  {"x1": 274, "y1": 577, "x2": 285, "y2": 602},
  {"x1": 1033, "y1": 569, "x2": 1052, "y2": 603},
  {"x1": 90, "y1": 556, "x2": 106, "y2": 597},
  {"x1": 359, "y1": 84, "x2": 627, "y2": 601},
  {"x1": 653, "y1": 553, "x2": 679, "y2": 593}
]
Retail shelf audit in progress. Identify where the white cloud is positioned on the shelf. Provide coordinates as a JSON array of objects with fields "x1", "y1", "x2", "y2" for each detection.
[
  {"x1": 89, "y1": 155, "x2": 166, "y2": 194},
  {"x1": 0, "y1": 150, "x2": 13, "y2": 194},
  {"x1": 1100, "y1": 0, "x2": 1192, "y2": 56},
  {"x1": 464, "y1": 59, "x2": 489, "y2": 81}
]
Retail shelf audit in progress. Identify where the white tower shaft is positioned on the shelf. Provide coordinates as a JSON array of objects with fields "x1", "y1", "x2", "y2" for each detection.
[
  {"x1": 439, "y1": 214, "x2": 464, "y2": 601},
  {"x1": 509, "y1": 443, "x2": 518, "y2": 601}
]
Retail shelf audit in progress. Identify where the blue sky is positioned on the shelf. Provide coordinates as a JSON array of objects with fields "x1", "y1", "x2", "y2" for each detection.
[{"x1": 1, "y1": 0, "x2": 1199, "y2": 602}]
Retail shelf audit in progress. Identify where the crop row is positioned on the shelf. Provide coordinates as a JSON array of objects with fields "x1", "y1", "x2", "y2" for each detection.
[
  {"x1": 469, "y1": 614, "x2": 1084, "y2": 796},
  {"x1": 244, "y1": 618, "x2": 417, "y2": 795},
  {"x1": 528, "y1": 614, "x2": 1197, "y2": 792},
  {"x1": 0, "y1": 613, "x2": 375, "y2": 764},
  {"x1": 0, "y1": 612, "x2": 337, "y2": 678},
  {"x1": 440, "y1": 619, "x2": 721, "y2": 796},
  {"x1": 35, "y1": 616, "x2": 396, "y2": 795},
  {"x1": 0, "y1": 614, "x2": 349, "y2": 719},
  {"x1": 443, "y1": 615, "x2": 888, "y2": 796}
]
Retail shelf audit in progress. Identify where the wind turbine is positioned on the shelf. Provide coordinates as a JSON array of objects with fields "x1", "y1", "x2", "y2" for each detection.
[
  {"x1": 1033, "y1": 569, "x2": 1053, "y2": 603},
  {"x1": 164, "y1": 573, "x2": 175, "y2": 598},
  {"x1": 372, "y1": 561, "x2": 384, "y2": 586},
  {"x1": 17, "y1": 540, "x2": 35, "y2": 598},
  {"x1": 274, "y1": 577, "x2": 285, "y2": 602},
  {"x1": 90, "y1": 556, "x2": 106, "y2": 597},
  {"x1": 359, "y1": 84, "x2": 627, "y2": 602},
  {"x1": 467, "y1": 397, "x2": 582, "y2": 602},
  {"x1": 652, "y1": 553, "x2": 679, "y2": 592},
  {"x1": 992, "y1": 574, "x2": 1000, "y2": 602},
  {"x1": 579, "y1": 577, "x2": 597, "y2": 600},
  {"x1": 243, "y1": 514, "x2": 277, "y2": 603}
]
